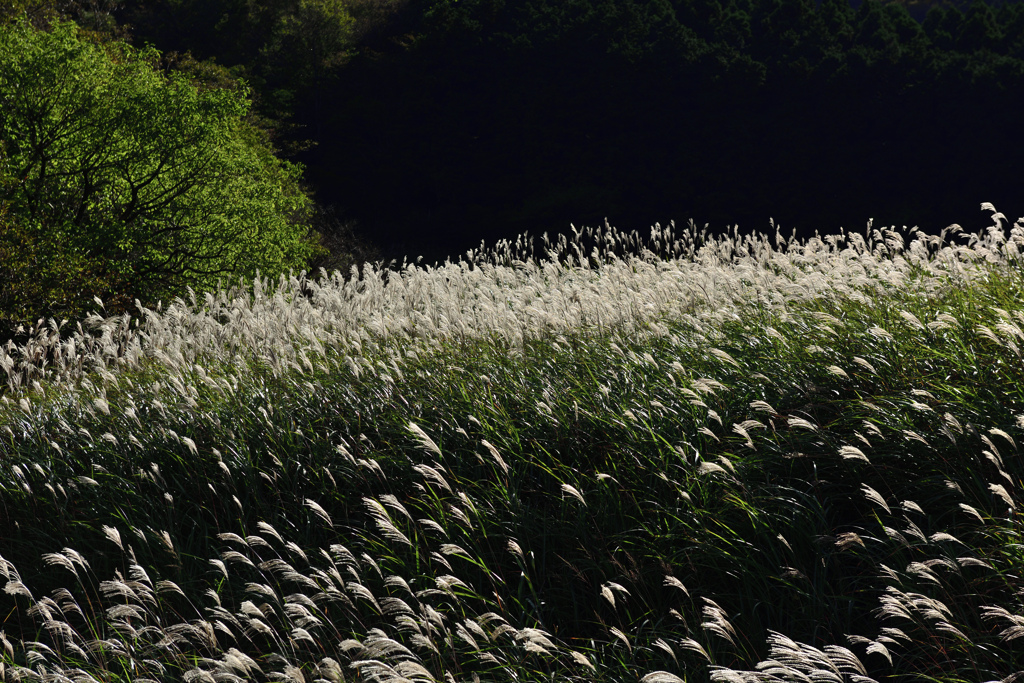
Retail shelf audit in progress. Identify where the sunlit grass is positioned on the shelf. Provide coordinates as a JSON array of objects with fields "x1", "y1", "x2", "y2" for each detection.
[{"x1": 2, "y1": 207, "x2": 1024, "y2": 681}]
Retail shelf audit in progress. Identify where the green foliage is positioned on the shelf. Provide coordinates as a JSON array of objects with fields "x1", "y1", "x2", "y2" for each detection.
[
  {"x1": 0, "y1": 20, "x2": 319, "y2": 328},
  {"x1": 0, "y1": 0, "x2": 125, "y2": 37},
  {"x1": 421, "y1": 0, "x2": 676, "y2": 60},
  {"x1": 0, "y1": 207, "x2": 128, "y2": 327},
  {"x1": 957, "y1": 0, "x2": 1001, "y2": 52},
  {"x1": 260, "y1": 0, "x2": 355, "y2": 82},
  {"x1": 119, "y1": 0, "x2": 362, "y2": 116}
]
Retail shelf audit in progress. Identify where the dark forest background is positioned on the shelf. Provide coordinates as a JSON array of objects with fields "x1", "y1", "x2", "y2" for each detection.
[
  {"x1": 3, "y1": 0, "x2": 1024, "y2": 311},
  {"x1": 118, "y1": 0, "x2": 1024, "y2": 262}
]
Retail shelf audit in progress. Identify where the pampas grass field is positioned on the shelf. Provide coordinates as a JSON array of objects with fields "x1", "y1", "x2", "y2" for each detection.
[{"x1": 2, "y1": 205, "x2": 1024, "y2": 682}]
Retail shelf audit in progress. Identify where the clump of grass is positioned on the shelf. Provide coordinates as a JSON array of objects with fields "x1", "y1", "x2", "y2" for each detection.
[{"x1": 1, "y1": 206, "x2": 1024, "y2": 682}]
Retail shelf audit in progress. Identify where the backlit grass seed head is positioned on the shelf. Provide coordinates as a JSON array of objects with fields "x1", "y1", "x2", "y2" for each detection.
[
  {"x1": 4, "y1": 211, "x2": 1024, "y2": 681},
  {"x1": 702, "y1": 599, "x2": 739, "y2": 648},
  {"x1": 560, "y1": 484, "x2": 586, "y2": 506},
  {"x1": 570, "y1": 650, "x2": 596, "y2": 671},
  {"x1": 607, "y1": 626, "x2": 631, "y2": 651},
  {"x1": 862, "y1": 485, "x2": 891, "y2": 514},
  {"x1": 679, "y1": 637, "x2": 712, "y2": 663},
  {"x1": 787, "y1": 416, "x2": 817, "y2": 431},
  {"x1": 711, "y1": 632, "x2": 874, "y2": 683},
  {"x1": 839, "y1": 446, "x2": 869, "y2": 463},
  {"x1": 641, "y1": 673, "x2": 686, "y2": 683},
  {"x1": 3, "y1": 214, "x2": 1013, "y2": 409},
  {"x1": 989, "y1": 483, "x2": 1016, "y2": 511},
  {"x1": 407, "y1": 422, "x2": 442, "y2": 458},
  {"x1": 826, "y1": 365, "x2": 849, "y2": 379},
  {"x1": 364, "y1": 499, "x2": 412, "y2": 547},
  {"x1": 102, "y1": 526, "x2": 124, "y2": 552}
]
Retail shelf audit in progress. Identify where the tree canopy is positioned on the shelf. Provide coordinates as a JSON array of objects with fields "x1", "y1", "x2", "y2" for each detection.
[{"x1": 0, "y1": 19, "x2": 320, "y2": 331}]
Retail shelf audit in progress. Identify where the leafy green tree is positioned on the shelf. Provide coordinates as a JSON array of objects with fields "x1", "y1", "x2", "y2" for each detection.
[
  {"x1": 0, "y1": 20, "x2": 320, "y2": 328},
  {"x1": 751, "y1": 0, "x2": 825, "y2": 76},
  {"x1": 853, "y1": 0, "x2": 899, "y2": 56},
  {"x1": 345, "y1": 0, "x2": 412, "y2": 45},
  {"x1": 1, "y1": 0, "x2": 125, "y2": 36},
  {"x1": 818, "y1": 0, "x2": 855, "y2": 48},
  {"x1": 957, "y1": 0, "x2": 1001, "y2": 53},
  {"x1": 116, "y1": 0, "x2": 361, "y2": 142},
  {"x1": 713, "y1": 0, "x2": 754, "y2": 50},
  {"x1": 996, "y1": 1, "x2": 1024, "y2": 59},
  {"x1": 259, "y1": 0, "x2": 355, "y2": 124},
  {"x1": 673, "y1": 0, "x2": 725, "y2": 43},
  {"x1": 922, "y1": 3, "x2": 963, "y2": 52},
  {"x1": 275, "y1": 0, "x2": 354, "y2": 64},
  {"x1": 883, "y1": 2, "x2": 927, "y2": 52},
  {"x1": 0, "y1": 201, "x2": 125, "y2": 329},
  {"x1": 424, "y1": 0, "x2": 686, "y2": 62}
]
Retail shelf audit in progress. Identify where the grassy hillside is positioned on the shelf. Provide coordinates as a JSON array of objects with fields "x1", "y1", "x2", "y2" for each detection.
[{"x1": 2, "y1": 208, "x2": 1024, "y2": 682}]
